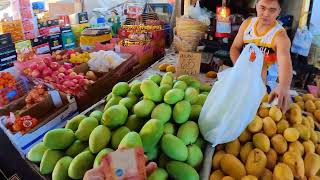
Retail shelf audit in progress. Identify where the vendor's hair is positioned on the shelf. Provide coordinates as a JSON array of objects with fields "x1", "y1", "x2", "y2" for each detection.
[{"x1": 257, "y1": 0, "x2": 283, "y2": 6}]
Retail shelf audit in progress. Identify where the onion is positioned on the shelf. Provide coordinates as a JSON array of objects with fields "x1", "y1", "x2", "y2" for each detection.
[
  {"x1": 30, "y1": 63, "x2": 38, "y2": 70},
  {"x1": 58, "y1": 73, "x2": 65, "y2": 78},
  {"x1": 43, "y1": 57, "x2": 52, "y2": 65},
  {"x1": 37, "y1": 62, "x2": 47, "y2": 71},
  {"x1": 58, "y1": 67, "x2": 66, "y2": 73},
  {"x1": 63, "y1": 81, "x2": 76, "y2": 87},
  {"x1": 50, "y1": 62, "x2": 60, "y2": 71},
  {"x1": 63, "y1": 63, "x2": 73, "y2": 70}
]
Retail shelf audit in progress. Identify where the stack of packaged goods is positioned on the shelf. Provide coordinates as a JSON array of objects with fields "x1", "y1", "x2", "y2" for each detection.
[{"x1": 0, "y1": 20, "x2": 24, "y2": 42}]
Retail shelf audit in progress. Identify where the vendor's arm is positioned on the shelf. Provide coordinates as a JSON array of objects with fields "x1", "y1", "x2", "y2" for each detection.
[
  {"x1": 269, "y1": 31, "x2": 293, "y2": 112},
  {"x1": 230, "y1": 19, "x2": 249, "y2": 64}
]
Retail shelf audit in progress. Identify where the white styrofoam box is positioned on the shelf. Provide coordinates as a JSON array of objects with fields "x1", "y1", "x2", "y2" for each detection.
[{"x1": 0, "y1": 96, "x2": 78, "y2": 155}]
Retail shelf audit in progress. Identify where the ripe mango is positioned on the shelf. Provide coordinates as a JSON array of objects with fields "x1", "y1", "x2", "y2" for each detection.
[
  {"x1": 248, "y1": 116, "x2": 263, "y2": 133},
  {"x1": 148, "y1": 168, "x2": 168, "y2": 180},
  {"x1": 293, "y1": 124, "x2": 310, "y2": 141},
  {"x1": 289, "y1": 107, "x2": 302, "y2": 124},
  {"x1": 52, "y1": 156, "x2": 73, "y2": 180},
  {"x1": 184, "y1": 87, "x2": 199, "y2": 104},
  {"x1": 284, "y1": 128, "x2": 300, "y2": 142},
  {"x1": 240, "y1": 142, "x2": 253, "y2": 164},
  {"x1": 40, "y1": 149, "x2": 64, "y2": 175},
  {"x1": 239, "y1": 129, "x2": 252, "y2": 143},
  {"x1": 173, "y1": 100, "x2": 191, "y2": 124},
  {"x1": 65, "y1": 140, "x2": 88, "y2": 157},
  {"x1": 104, "y1": 95, "x2": 122, "y2": 110},
  {"x1": 282, "y1": 151, "x2": 304, "y2": 179},
  {"x1": 102, "y1": 105, "x2": 128, "y2": 128},
  {"x1": 177, "y1": 121, "x2": 199, "y2": 145},
  {"x1": 253, "y1": 133, "x2": 270, "y2": 153},
  {"x1": 140, "y1": 119, "x2": 164, "y2": 152},
  {"x1": 89, "y1": 125, "x2": 111, "y2": 153},
  {"x1": 112, "y1": 82, "x2": 130, "y2": 97},
  {"x1": 125, "y1": 114, "x2": 145, "y2": 132},
  {"x1": 190, "y1": 105, "x2": 202, "y2": 121},
  {"x1": 27, "y1": 142, "x2": 48, "y2": 162},
  {"x1": 68, "y1": 151, "x2": 95, "y2": 179},
  {"x1": 148, "y1": 74, "x2": 162, "y2": 85},
  {"x1": 245, "y1": 149, "x2": 267, "y2": 177},
  {"x1": 141, "y1": 79, "x2": 162, "y2": 102},
  {"x1": 304, "y1": 153, "x2": 320, "y2": 177},
  {"x1": 221, "y1": 176, "x2": 235, "y2": 180},
  {"x1": 161, "y1": 134, "x2": 188, "y2": 161},
  {"x1": 212, "y1": 150, "x2": 226, "y2": 170},
  {"x1": 261, "y1": 169, "x2": 273, "y2": 180},
  {"x1": 220, "y1": 154, "x2": 246, "y2": 179},
  {"x1": 277, "y1": 119, "x2": 289, "y2": 134},
  {"x1": 186, "y1": 144, "x2": 203, "y2": 168},
  {"x1": 288, "y1": 141, "x2": 304, "y2": 156},
  {"x1": 65, "y1": 114, "x2": 87, "y2": 132},
  {"x1": 134, "y1": 99, "x2": 155, "y2": 118},
  {"x1": 263, "y1": 117, "x2": 277, "y2": 137},
  {"x1": 163, "y1": 122, "x2": 176, "y2": 135},
  {"x1": 151, "y1": 103, "x2": 172, "y2": 124},
  {"x1": 266, "y1": 149, "x2": 277, "y2": 170},
  {"x1": 173, "y1": 81, "x2": 188, "y2": 90},
  {"x1": 118, "y1": 132, "x2": 143, "y2": 149},
  {"x1": 258, "y1": 107, "x2": 269, "y2": 118},
  {"x1": 111, "y1": 126, "x2": 130, "y2": 149},
  {"x1": 75, "y1": 117, "x2": 99, "y2": 141},
  {"x1": 164, "y1": 89, "x2": 184, "y2": 105},
  {"x1": 44, "y1": 128, "x2": 75, "y2": 149},
  {"x1": 93, "y1": 148, "x2": 113, "y2": 168},
  {"x1": 310, "y1": 130, "x2": 318, "y2": 144},
  {"x1": 89, "y1": 110, "x2": 103, "y2": 123},
  {"x1": 273, "y1": 163, "x2": 294, "y2": 180},
  {"x1": 303, "y1": 93, "x2": 315, "y2": 101},
  {"x1": 209, "y1": 170, "x2": 224, "y2": 180},
  {"x1": 305, "y1": 100, "x2": 317, "y2": 113},
  {"x1": 241, "y1": 175, "x2": 258, "y2": 180},
  {"x1": 166, "y1": 161, "x2": 199, "y2": 180},
  {"x1": 225, "y1": 139, "x2": 241, "y2": 157},
  {"x1": 269, "y1": 106, "x2": 282, "y2": 122},
  {"x1": 303, "y1": 140, "x2": 315, "y2": 154},
  {"x1": 271, "y1": 134, "x2": 288, "y2": 154}
]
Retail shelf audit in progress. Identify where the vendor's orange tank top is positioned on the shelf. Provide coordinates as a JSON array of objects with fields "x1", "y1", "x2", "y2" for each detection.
[{"x1": 243, "y1": 17, "x2": 285, "y2": 79}]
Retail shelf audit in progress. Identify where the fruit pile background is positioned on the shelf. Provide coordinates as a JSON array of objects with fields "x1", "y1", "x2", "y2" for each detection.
[
  {"x1": 26, "y1": 72, "x2": 212, "y2": 180},
  {"x1": 210, "y1": 93, "x2": 320, "y2": 180}
]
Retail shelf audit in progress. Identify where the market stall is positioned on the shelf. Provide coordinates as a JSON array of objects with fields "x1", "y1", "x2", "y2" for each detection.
[{"x1": 0, "y1": 0, "x2": 320, "y2": 179}]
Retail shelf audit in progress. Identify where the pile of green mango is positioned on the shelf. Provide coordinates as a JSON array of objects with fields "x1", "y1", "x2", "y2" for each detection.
[{"x1": 26, "y1": 73, "x2": 211, "y2": 180}]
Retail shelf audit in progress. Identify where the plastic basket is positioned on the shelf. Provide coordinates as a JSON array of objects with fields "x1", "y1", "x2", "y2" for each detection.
[{"x1": 0, "y1": 77, "x2": 31, "y2": 107}]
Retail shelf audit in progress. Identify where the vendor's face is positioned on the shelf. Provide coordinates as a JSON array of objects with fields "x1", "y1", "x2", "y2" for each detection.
[{"x1": 256, "y1": 0, "x2": 281, "y2": 25}]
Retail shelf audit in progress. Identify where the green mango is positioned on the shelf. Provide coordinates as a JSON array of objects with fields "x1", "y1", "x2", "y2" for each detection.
[
  {"x1": 164, "y1": 89, "x2": 184, "y2": 105},
  {"x1": 125, "y1": 114, "x2": 145, "y2": 132},
  {"x1": 118, "y1": 132, "x2": 143, "y2": 149},
  {"x1": 40, "y1": 149, "x2": 64, "y2": 175},
  {"x1": 68, "y1": 151, "x2": 95, "y2": 179},
  {"x1": 65, "y1": 114, "x2": 87, "y2": 132},
  {"x1": 112, "y1": 82, "x2": 130, "y2": 97},
  {"x1": 27, "y1": 142, "x2": 48, "y2": 162},
  {"x1": 195, "y1": 94, "x2": 207, "y2": 106},
  {"x1": 52, "y1": 156, "x2": 73, "y2": 180},
  {"x1": 44, "y1": 128, "x2": 75, "y2": 150},
  {"x1": 89, "y1": 110, "x2": 103, "y2": 122},
  {"x1": 130, "y1": 82, "x2": 143, "y2": 97},
  {"x1": 151, "y1": 103, "x2": 172, "y2": 124},
  {"x1": 186, "y1": 145, "x2": 203, "y2": 168},
  {"x1": 166, "y1": 161, "x2": 199, "y2": 180},
  {"x1": 184, "y1": 87, "x2": 199, "y2": 105},
  {"x1": 148, "y1": 74, "x2": 162, "y2": 85},
  {"x1": 93, "y1": 148, "x2": 114, "y2": 168},
  {"x1": 119, "y1": 96, "x2": 138, "y2": 110},
  {"x1": 65, "y1": 140, "x2": 88, "y2": 157},
  {"x1": 161, "y1": 134, "x2": 188, "y2": 161},
  {"x1": 89, "y1": 125, "x2": 111, "y2": 153},
  {"x1": 101, "y1": 105, "x2": 128, "y2": 129},
  {"x1": 200, "y1": 83, "x2": 212, "y2": 92},
  {"x1": 141, "y1": 79, "x2": 162, "y2": 102},
  {"x1": 163, "y1": 122, "x2": 176, "y2": 135},
  {"x1": 139, "y1": 119, "x2": 164, "y2": 152},
  {"x1": 75, "y1": 117, "x2": 99, "y2": 141},
  {"x1": 134, "y1": 99, "x2": 155, "y2": 118},
  {"x1": 177, "y1": 121, "x2": 199, "y2": 145},
  {"x1": 148, "y1": 168, "x2": 168, "y2": 180},
  {"x1": 173, "y1": 100, "x2": 191, "y2": 124},
  {"x1": 190, "y1": 105, "x2": 202, "y2": 121},
  {"x1": 111, "y1": 126, "x2": 131, "y2": 149},
  {"x1": 173, "y1": 81, "x2": 187, "y2": 90},
  {"x1": 159, "y1": 84, "x2": 172, "y2": 97},
  {"x1": 104, "y1": 96, "x2": 122, "y2": 111}
]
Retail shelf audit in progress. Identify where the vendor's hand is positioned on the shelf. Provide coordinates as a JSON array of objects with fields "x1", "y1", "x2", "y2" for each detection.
[
  {"x1": 269, "y1": 85, "x2": 290, "y2": 113},
  {"x1": 83, "y1": 150, "x2": 157, "y2": 180}
]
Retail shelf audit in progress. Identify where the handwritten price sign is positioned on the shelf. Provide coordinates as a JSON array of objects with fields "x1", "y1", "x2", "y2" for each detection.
[{"x1": 176, "y1": 52, "x2": 201, "y2": 77}]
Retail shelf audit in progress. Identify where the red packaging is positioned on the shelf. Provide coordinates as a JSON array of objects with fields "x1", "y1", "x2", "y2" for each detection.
[{"x1": 101, "y1": 148, "x2": 146, "y2": 180}]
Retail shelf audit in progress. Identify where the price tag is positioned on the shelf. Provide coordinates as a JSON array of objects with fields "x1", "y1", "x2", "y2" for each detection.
[{"x1": 176, "y1": 52, "x2": 201, "y2": 77}]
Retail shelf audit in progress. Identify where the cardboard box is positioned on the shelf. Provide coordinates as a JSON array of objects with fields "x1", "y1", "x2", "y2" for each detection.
[
  {"x1": 31, "y1": 36, "x2": 50, "y2": 55},
  {"x1": 0, "y1": 93, "x2": 78, "y2": 155},
  {"x1": 49, "y1": 33, "x2": 63, "y2": 51}
]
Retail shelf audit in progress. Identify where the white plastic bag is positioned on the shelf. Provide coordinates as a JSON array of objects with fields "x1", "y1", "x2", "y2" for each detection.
[
  {"x1": 198, "y1": 43, "x2": 266, "y2": 146},
  {"x1": 291, "y1": 27, "x2": 313, "y2": 57},
  {"x1": 189, "y1": 1, "x2": 211, "y2": 26}
]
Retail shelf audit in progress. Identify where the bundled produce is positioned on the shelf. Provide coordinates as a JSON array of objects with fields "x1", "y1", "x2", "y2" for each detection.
[
  {"x1": 25, "y1": 85, "x2": 48, "y2": 108},
  {"x1": 0, "y1": 72, "x2": 16, "y2": 89},
  {"x1": 27, "y1": 73, "x2": 211, "y2": 180},
  {"x1": 69, "y1": 52, "x2": 90, "y2": 64},
  {"x1": 87, "y1": 51, "x2": 125, "y2": 73},
  {"x1": 210, "y1": 93, "x2": 320, "y2": 180},
  {"x1": 6, "y1": 115, "x2": 39, "y2": 133}
]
